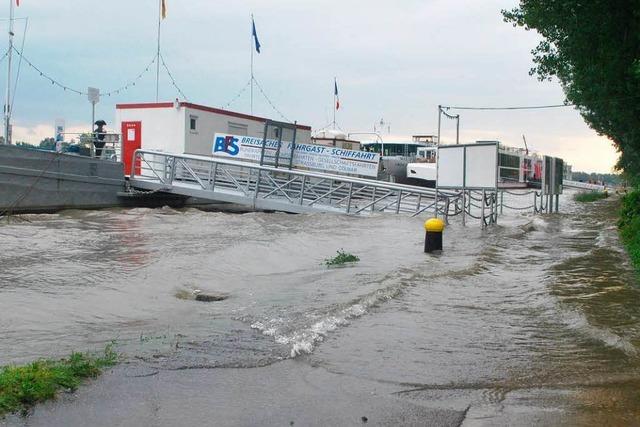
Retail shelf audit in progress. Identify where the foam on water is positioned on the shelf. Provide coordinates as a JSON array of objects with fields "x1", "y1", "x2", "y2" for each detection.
[
  {"x1": 249, "y1": 276, "x2": 406, "y2": 357},
  {"x1": 558, "y1": 307, "x2": 638, "y2": 357}
]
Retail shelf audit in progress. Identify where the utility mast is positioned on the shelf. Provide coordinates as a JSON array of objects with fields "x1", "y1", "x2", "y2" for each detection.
[
  {"x1": 3, "y1": 0, "x2": 14, "y2": 145},
  {"x1": 522, "y1": 134, "x2": 529, "y2": 155}
]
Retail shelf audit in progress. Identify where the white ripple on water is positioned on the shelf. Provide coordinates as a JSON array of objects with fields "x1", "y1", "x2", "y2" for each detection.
[
  {"x1": 250, "y1": 278, "x2": 405, "y2": 358},
  {"x1": 558, "y1": 306, "x2": 638, "y2": 357}
]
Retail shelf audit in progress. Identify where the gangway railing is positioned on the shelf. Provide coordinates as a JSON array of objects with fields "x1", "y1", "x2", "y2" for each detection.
[{"x1": 128, "y1": 150, "x2": 459, "y2": 219}]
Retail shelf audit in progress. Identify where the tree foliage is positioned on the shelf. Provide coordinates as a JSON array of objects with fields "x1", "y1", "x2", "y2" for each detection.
[
  {"x1": 571, "y1": 171, "x2": 622, "y2": 186},
  {"x1": 38, "y1": 137, "x2": 56, "y2": 151},
  {"x1": 503, "y1": 1, "x2": 640, "y2": 182}
]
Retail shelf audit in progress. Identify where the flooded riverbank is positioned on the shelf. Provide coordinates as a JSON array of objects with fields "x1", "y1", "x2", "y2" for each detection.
[{"x1": 1, "y1": 191, "x2": 638, "y2": 425}]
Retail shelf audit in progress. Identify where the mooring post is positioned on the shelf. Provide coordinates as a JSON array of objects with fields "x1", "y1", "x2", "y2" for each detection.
[{"x1": 424, "y1": 218, "x2": 445, "y2": 253}]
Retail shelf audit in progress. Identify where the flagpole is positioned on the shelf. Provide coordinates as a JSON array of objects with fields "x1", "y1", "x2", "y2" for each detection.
[
  {"x1": 155, "y1": 0, "x2": 162, "y2": 102},
  {"x1": 333, "y1": 78, "x2": 336, "y2": 130},
  {"x1": 4, "y1": 0, "x2": 14, "y2": 145},
  {"x1": 250, "y1": 14, "x2": 253, "y2": 115}
]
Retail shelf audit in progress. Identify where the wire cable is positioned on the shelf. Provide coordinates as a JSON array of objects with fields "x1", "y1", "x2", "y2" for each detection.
[
  {"x1": 159, "y1": 52, "x2": 188, "y2": 101},
  {"x1": 0, "y1": 48, "x2": 9, "y2": 65},
  {"x1": 12, "y1": 47, "x2": 157, "y2": 96},
  {"x1": 252, "y1": 77, "x2": 291, "y2": 122},
  {"x1": 103, "y1": 54, "x2": 158, "y2": 97},
  {"x1": 444, "y1": 104, "x2": 572, "y2": 111},
  {"x1": 11, "y1": 17, "x2": 28, "y2": 113},
  {"x1": 221, "y1": 78, "x2": 251, "y2": 109},
  {"x1": 440, "y1": 108, "x2": 459, "y2": 119},
  {"x1": 13, "y1": 46, "x2": 84, "y2": 94}
]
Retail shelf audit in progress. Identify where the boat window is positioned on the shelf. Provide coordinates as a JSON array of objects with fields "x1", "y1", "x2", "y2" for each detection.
[
  {"x1": 189, "y1": 115, "x2": 198, "y2": 132},
  {"x1": 499, "y1": 152, "x2": 521, "y2": 181},
  {"x1": 364, "y1": 143, "x2": 381, "y2": 154}
]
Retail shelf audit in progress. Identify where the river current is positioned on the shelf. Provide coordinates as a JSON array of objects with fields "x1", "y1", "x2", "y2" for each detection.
[{"x1": 1, "y1": 191, "x2": 638, "y2": 423}]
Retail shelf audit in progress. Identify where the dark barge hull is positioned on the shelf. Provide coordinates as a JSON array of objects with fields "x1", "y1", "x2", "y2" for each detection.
[{"x1": 0, "y1": 145, "x2": 191, "y2": 214}]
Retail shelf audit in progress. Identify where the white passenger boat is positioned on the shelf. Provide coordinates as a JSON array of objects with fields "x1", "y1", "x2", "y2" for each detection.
[
  {"x1": 360, "y1": 135, "x2": 437, "y2": 184},
  {"x1": 406, "y1": 145, "x2": 438, "y2": 187},
  {"x1": 405, "y1": 141, "x2": 554, "y2": 189}
]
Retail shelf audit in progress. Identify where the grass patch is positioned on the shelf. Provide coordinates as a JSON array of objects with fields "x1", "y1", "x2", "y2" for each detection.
[
  {"x1": 325, "y1": 249, "x2": 360, "y2": 266},
  {"x1": 618, "y1": 188, "x2": 640, "y2": 274},
  {"x1": 574, "y1": 191, "x2": 609, "y2": 202},
  {"x1": 0, "y1": 343, "x2": 118, "y2": 417}
]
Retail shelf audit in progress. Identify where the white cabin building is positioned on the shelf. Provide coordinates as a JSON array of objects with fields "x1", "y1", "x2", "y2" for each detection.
[{"x1": 115, "y1": 101, "x2": 312, "y2": 157}]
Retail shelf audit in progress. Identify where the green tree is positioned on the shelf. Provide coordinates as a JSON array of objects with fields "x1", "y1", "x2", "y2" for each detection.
[
  {"x1": 503, "y1": 2, "x2": 640, "y2": 183},
  {"x1": 14, "y1": 141, "x2": 35, "y2": 149},
  {"x1": 38, "y1": 137, "x2": 56, "y2": 151}
]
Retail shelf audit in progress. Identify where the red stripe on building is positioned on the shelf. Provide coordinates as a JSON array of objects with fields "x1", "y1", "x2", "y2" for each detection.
[{"x1": 115, "y1": 102, "x2": 312, "y2": 131}]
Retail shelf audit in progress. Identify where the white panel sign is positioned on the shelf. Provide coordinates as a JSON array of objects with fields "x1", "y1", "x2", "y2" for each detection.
[
  {"x1": 54, "y1": 118, "x2": 65, "y2": 142},
  {"x1": 436, "y1": 145, "x2": 465, "y2": 188},
  {"x1": 437, "y1": 142, "x2": 498, "y2": 189},
  {"x1": 87, "y1": 87, "x2": 100, "y2": 104},
  {"x1": 465, "y1": 144, "x2": 497, "y2": 189},
  {"x1": 212, "y1": 134, "x2": 380, "y2": 177}
]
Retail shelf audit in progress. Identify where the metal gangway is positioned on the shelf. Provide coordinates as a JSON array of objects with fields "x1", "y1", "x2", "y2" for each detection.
[{"x1": 128, "y1": 150, "x2": 459, "y2": 219}]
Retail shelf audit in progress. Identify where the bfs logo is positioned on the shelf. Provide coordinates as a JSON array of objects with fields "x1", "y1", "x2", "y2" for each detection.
[{"x1": 214, "y1": 135, "x2": 240, "y2": 156}]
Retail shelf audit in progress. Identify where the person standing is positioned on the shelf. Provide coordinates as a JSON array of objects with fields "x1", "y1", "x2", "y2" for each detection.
[{"x1": 93, "y1": 120, "x2": 107, "y2": 158}]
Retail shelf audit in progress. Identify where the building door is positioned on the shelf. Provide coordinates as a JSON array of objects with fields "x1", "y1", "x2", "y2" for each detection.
[{"x1": 121, "y1": 121, "x2": 142, "y2": 176}]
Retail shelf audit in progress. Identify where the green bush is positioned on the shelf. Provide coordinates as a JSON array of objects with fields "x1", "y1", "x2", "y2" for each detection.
[
  {"x1": 618, "y1": 188, "x2": 640, "y2": 273},
  {"x1": 574, "y1": 191, "x2": 609, "y2": 202}
]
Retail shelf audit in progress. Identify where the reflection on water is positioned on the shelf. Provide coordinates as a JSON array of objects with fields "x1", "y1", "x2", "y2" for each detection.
[{"x1": 0, "y1": 191, "x2": 638, "y2": 422}]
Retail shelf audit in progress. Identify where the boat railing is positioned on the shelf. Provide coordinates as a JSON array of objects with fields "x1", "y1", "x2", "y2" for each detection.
[{"x1": 57, "y1": 132, "x2": 121, "y2": 161}]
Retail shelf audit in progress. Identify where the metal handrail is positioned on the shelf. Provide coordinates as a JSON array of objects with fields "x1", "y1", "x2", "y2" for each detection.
[
  {"x1": 130, "y1": 149, "x2": 458, "y2": 218},
  {"x1": 131, "y1": 149, "x2": 458, "y2": 197}
]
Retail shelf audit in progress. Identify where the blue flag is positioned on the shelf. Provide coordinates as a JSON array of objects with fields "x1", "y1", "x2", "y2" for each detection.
[{"x1": 252, "y1": 18, "x2": 261, "y2": 54}]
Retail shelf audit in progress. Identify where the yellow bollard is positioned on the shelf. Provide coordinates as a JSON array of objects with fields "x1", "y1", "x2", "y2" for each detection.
[{"x1": 424, "y1": 218, "x2": 445, "y2": 253}]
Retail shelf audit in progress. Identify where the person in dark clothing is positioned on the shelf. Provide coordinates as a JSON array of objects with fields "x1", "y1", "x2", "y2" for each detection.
[{"x1": 93, "y1": 120, "x2": 107, "y2": 158}]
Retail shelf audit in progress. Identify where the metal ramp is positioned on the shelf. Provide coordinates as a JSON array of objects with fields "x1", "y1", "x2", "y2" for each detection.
[{"x1": 128, "y1": 150, "x2": 457, "y2": 219}]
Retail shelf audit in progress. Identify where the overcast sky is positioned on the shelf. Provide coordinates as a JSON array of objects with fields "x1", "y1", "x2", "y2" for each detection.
[{"x1": 2, "y1": 0, "x2": 618, "y2": 173}]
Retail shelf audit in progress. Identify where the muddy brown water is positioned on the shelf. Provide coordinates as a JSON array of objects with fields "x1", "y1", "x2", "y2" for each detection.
[{"x1": 1, "y1": 190, "x2": 638, "y2": 423}]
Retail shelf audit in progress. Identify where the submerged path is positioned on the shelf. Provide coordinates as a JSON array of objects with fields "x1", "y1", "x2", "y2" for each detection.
[{"x1": 1, "y1": 192, "x2": 638, "y2": 425}]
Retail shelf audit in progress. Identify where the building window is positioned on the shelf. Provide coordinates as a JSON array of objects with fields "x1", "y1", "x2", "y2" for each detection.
[
  {"x1": 190, "y1": 115, "x2": 198, "y2": 132},
  {"x1": 228, "y1": 122, "x2": 248, "y2": 136}
]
